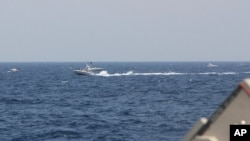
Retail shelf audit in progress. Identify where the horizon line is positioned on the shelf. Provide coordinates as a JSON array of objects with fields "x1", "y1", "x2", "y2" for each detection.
[{"x1": 0, "y1": 61, "x2": 249, "y2": 63}]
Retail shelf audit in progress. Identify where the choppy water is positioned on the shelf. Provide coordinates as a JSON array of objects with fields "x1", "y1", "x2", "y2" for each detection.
[{"x1": 0, "y1": 62, "x2": 250, "y2": 141}]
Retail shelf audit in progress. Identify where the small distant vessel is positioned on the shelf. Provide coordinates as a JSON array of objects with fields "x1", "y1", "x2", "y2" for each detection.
[
  {"x1": 237, "y1": 63, "x2": 248, "y2": 67},
  {"x1": 73, "y1": 63, "x2": 104, "y2": 75},
  {"x1": 207, "y1": 62, "x2": 218, "y2": 67},
  {"x1": 10, "y1": 68, "x2": 18, "y2": 72},
  {"x1": 86, "y1": 64, "x2": 104, "y2": 72},
  {"x1": 74, "y1": 69, "x2": 93, "y2": 75}
]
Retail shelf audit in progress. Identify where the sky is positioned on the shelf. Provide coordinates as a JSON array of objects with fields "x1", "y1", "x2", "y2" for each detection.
[{"x1": 0, "y1": 0, "x2": 250, "y2": 62}]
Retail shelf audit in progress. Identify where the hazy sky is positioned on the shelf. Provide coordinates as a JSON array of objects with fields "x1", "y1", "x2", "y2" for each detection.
[{"x1": 0, "y1": 1, "x2": 249, "y2": 62}]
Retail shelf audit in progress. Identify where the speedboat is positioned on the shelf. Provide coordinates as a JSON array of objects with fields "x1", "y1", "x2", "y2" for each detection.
[
  {"x1": 73, "y1": 69, "x2": 93, "y2": 75},
  {"x1": 85, "y1": 64, "x2": 104, "y2": 71},
  {"x1": 10, "y1": 68, "x2": 18, "y2": 72},
  {"x1": 88, "y1": 67, "x2": 104, "y2": 71},
  {"x1": 207, "y1": 62, "x2": 218, "y2": 67},
  {"x1": 73, "y1": 63, "x2": 104, "y2": 75}
]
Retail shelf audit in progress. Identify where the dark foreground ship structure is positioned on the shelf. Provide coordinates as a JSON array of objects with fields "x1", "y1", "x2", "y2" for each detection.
[{"x1": 183, "y1": 79, "x2": 250, "y2": 141}]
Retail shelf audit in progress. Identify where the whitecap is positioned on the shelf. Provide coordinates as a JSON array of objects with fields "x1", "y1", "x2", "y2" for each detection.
[
  {"x1": 61, "y1": 81, "x2": 69, "y2": 84},
  {"x1": 218, "y1": 72, "x2": 237, "y2": 75},
  {"x1": 95, "y1": 71, "x2": 187, "y2": 77}
]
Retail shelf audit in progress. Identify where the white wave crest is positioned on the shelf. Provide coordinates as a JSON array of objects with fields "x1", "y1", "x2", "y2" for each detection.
[
  {"x1": 218, "y1": 72, "x2": 237, "y2": 75},
  {"x1": 198, "y1": 72, "x2": 237, "y2": 75},
  {"x1": 133, "y1": 71, "x2": 186, "y2": 76},
  {"x1": 93, "y1": 70, "x2": 240, "y2": 77},
  {"x1": 95, "y1": 71, "x2": 134, "y2": 77},
  {"x1": 95, "y1": 71, "x2": 186, "y2": 77},
  {"x1": 198, "y1": 72, "x2": 217, "y2": 75}
]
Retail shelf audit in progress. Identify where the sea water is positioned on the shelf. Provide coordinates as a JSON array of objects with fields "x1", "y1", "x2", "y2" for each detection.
[{"x1": 0, "y1": 62, "x2": 250, "y2": 141}]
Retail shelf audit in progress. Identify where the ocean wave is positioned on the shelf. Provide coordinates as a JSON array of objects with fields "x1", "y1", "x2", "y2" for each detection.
[
  {"x1": 218, "y1": 72, "x2": 238, "y2": 75},
  {"x1": 94, "y1": 70, "x2": 242, "y2": 77},
  {"x1": 198, "y1": 72, "x2": 238, "y2": 75},
  {"x1": 94, "y1": 71, "x2": 187, "y2": 77},
  {"x1": 95, "y1": 71, "x2": 133, "y2": 77},
  {"x1": 12, "y1": 129, "x2": 82, "y2": 141}
]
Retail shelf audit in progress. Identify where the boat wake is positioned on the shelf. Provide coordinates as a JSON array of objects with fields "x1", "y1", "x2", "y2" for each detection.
[
  {"x1": 94, "y1": 71, "x2": 133, "y2": 77},
  {"x1": 95, "y1": 71, "x2": 186, "y2": 77},
  {"x1": 198, "y1": 72, "x2": 238, "y2": 75},
  {"x1": 93, "y1": 71, "x2": 246, "y2": 77}
]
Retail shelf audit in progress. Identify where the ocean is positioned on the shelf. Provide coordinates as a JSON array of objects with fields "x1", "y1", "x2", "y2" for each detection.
[{"x1": 0, "y1": 62, "x2": 250, "y2": 141}]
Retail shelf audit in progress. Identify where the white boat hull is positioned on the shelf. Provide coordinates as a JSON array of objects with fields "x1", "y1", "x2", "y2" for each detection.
[
  {"x1": 89, "y1": 67, "x2": 104, "y2": 71},
  {"x1": 73, "y1": 63, "x2": 105, "y2": 75},
  {"x1": 74, "y1": 70, "x2": 93, "y2": 75},
  {"x1": 207, "y1": 62, "x2": 218, "y2": 67}
]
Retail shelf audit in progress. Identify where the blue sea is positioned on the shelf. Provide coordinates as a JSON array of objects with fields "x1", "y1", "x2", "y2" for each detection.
[{"x1": 1, "y1": 62, "x2": 250, "y2": 141}]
